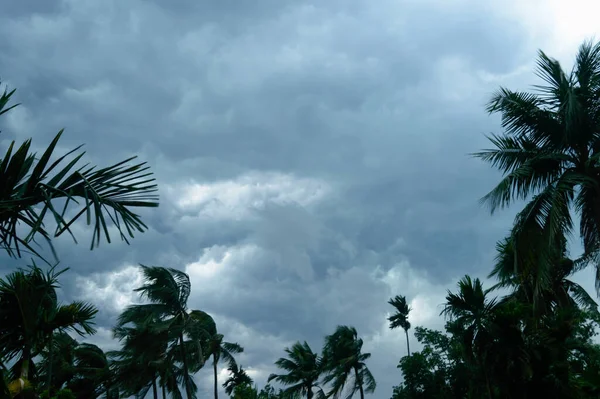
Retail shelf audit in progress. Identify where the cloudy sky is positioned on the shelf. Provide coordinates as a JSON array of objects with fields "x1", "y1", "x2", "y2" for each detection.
[{"x1": 2, "y1": 0, "x2": 600, "y2": 397}]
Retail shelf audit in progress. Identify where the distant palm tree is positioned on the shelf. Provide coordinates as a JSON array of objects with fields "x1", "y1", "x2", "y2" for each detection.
[
  {"x1": 321, "y1": 326, "x2": 376, "y2": 399},
  {"x1": 474, "y1": 40, "x2": 600, "y2": 291},
  {"x1": 223, "y1": 363, "x2": 253, "y2": 396},
  {"x1": 112, "y1": 314, "x2": 191, "y2": 399},
  {"x1": 0, "y1": 265, "x2": 97, "y2": 381},
  {"x1": 191, "y1": 310, "x2": 244, "y2": 399},
  {"x1": 117, "y1": 265, "x2": 197, "y2": 398},
  {"x1": 0, "y1": 81, "x2": 159, "y2": 262},
  {"x1": 441, "y1": 276, "x2": 498, "y2": 399},
  {"x1": 387, "y1": 296, "x2": 412, "y2": 356},
  {"x1": 268, "y1": 341, "x2": 325, "y2": 399}
]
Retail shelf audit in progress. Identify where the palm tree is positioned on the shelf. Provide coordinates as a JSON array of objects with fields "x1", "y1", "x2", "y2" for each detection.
[
  {"x1": 321, "y1": 326, "x2": 376, "y2": 399},
  {"x1": 67, "y1": 343, "x2": 118, "y2": 399},
  {"x1": 0, "y1": 81, "x2": 159, "y2": 261},
  {"x1": 491, "y1": 229, "x2": 598, "y2": 315},
  {"x1": 112, "y1": 313, "x2": 191, "y2": 399},
  {"x1": 223, "y1": 363, "x2": 253, "y2": 396},
  {"x1": 474, "y1": 39, "x2": 600, "y2": 291},
  {"x1": 0, "y1": 264, "x2": 97, "y2": 381},
  {"x1": 192, "y1": 310, "x2": 244, "y2": 399},
  {"x1": 38, "y1": 332, "x2": 79, "y2": 392},
  {"x1": 387, "y1": 296, "x2": 412, "y2": 356},
  {"x1": 441, "y1": 276, "x2": 498, "y2": 399},
  {"x1": 116, "y1": 265, "x2": 200, "y2": 398},
  {"x1": 268, "y1": 341, "x2": 324, "y2": 399}
]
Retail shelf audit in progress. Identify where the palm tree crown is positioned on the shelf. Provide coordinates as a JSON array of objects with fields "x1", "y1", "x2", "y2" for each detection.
[
  {"x1": 474, "y1": 40, "x2": 600, "y2": 290},
  {"x1": 268, "y1": 341, "x2": 325, "y2": 399},
  {"x1": 321, "y1": 326, "x2": 376, "y2": 399},
  {"x1": 388, "y1": 295, "x2": 412, "y2": 356}
]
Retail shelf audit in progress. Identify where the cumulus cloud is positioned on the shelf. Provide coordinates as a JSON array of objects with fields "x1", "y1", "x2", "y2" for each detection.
[{"x1": 2, "y1": 0, "x2": 600, "y2": 398}]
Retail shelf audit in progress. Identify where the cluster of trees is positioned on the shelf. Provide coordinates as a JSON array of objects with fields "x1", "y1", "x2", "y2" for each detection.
[
  {"x1": 4, "y1": 38, "x2": 600, "y2": 398},
  {"x1": 0, "y1": 261, "x2": 378, "y2": 399},
  {"x1": 389, "y1": 41, "x2": 600, "y2": 398}
]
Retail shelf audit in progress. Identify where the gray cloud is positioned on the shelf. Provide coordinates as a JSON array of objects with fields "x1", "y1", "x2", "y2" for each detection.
[{"x1": 0, "y1": 0, "x2": 550, "y2": 397}]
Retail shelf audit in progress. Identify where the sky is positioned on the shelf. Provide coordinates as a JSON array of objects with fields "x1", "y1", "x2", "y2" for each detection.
[{"x1": 1, "y1": 0, "x2": 600, "y2": 398}]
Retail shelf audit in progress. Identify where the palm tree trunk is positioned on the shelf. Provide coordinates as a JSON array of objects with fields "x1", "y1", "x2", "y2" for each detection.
[
  {"x1": 354, "y1": 367, "x2": 364, "y2": 399},
  {"x1": 152, "y1": 376, "x2": 158, "y2": 399},
  {"x1": 162, "y1": 382, "x2": 166, "y2": 399},
  {"x1": 307, "y1": 385, "x2": 313, "y2": 399},
  {"x1": 404, "y1": 328, "x2": 410, "y2": 356},
  {"x1": 47, "y1": 331, "x2": 54, "y2": 391},
  {"x1": 213, "y1": 354, "x2": 219, "y2": 399},
  {"x1": 180, "y1": 332, "x2": 193, "y2": 398},
  {"x1": 20, "y1": 345, "x2": 30, "y2": 379}
]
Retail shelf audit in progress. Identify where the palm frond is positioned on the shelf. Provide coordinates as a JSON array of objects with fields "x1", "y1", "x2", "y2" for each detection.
[{"x1": 0, "y1": 82, "x2": 159, "y2": 261}]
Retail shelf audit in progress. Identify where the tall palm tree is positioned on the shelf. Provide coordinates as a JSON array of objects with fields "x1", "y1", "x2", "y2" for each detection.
[
  {"x1": 116, "y1": 265, "x2": 199, "y2": 398},
  {"x1": 321, "y1": 326, "x2": 376, "y2": 399},
  {"x1": 192, "y1": 310, "x2": 244, "y2": 399},
  {"x1": 0, "y1": 81, "x2": 159, "y2": 262},
  {"x1": 387, "y1": 296, "x2": 412, "y2": 356},
  {"x1": 268, "y1": 341, "x2": 324, "y2": 399},
  {"x1": 223, "y1": 363, "x2": 253, "y2": 396},
  {"x1": 474, "y1": 40, "x2": 600, "y2": 291},
  {"x1": 0, "y1": 264, "x2": 97, "y2": 381}
]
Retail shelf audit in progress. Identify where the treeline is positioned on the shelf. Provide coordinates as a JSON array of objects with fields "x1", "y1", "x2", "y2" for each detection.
[{"x1": 0, "y1": 264, "x2": 377, "y2": 399}]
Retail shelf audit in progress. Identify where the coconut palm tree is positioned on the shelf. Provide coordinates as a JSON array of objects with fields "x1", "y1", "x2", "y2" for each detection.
[
  {"x1": 474, "y1": 40, "x2": 600, "y2": 291},
  {"x1": 268, "y1": 341, "x2": 325, "y2": 399},
  {"x1": 387, "y1": 296, "x2": 412, "y2": 356},
  {"x1": 191, "y1": 310, "x2": 244, "y2": 399},
  {"x1": 112, "y1": 311, "x2": 192, "y2": 399},
  {"x1": 441, "y1": 276, "x2": 499, "y2": 399},
  {"x1": 321, "y1": 326, "x2": 376, "y2": 399},
  {"x1": 0, "y1": 264, "x2": 97, "y2": 381},
  {"x1": 223, "y1": 363, "x2": 253, "y2": 396},
  {"x1": 0, "y1": 81, "x2": 159, "y2": 261},
  {"x1": 491, "y1": 228, "x2": 598, "y2": 315},
  {"x1": 116, "y1": 265, "x2": 200, "y2": 398}
]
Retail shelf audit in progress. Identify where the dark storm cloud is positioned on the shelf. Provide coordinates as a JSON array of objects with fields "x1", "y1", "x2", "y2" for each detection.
[{"x1": 0, "y1": 0, "x2": 539, "y2": 397}]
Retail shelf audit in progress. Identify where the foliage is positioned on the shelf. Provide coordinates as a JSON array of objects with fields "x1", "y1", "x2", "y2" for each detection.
[
  {"x1": 322, "y1": 326, "x2": 376, "y2": 399},
  {"x1": 0, "y1": 81, "x2": 158, "y2": 262},
  {"x1": 268, "y1": 341, "x2": 325, "y2": 399},
  {"x1": 0, "y1": 265, "x2": 97, "y2": 381}
]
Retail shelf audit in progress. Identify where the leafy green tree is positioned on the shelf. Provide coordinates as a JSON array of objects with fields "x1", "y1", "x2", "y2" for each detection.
[
  {"x1": 474, "y1": 39, "x2": 600, "y2": 290},
  {"x1": 268, "y1": 341, "x2": 325, "y2": 399},
  {"x1": 0, "y1": 265, "x2": 97, "y2": 381},
  {"x1": 223, "y1": 363, "x2": 253, "y2": 396},
  {"x1": 321, "y1": 326, "x2": 376, "y2": 399},
  {"x1": 0, "y1": 81, "x2": 158, "y2": 261},
  {"x1": 387, "y1": 296, "x2": 412, "y2": 356}
]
